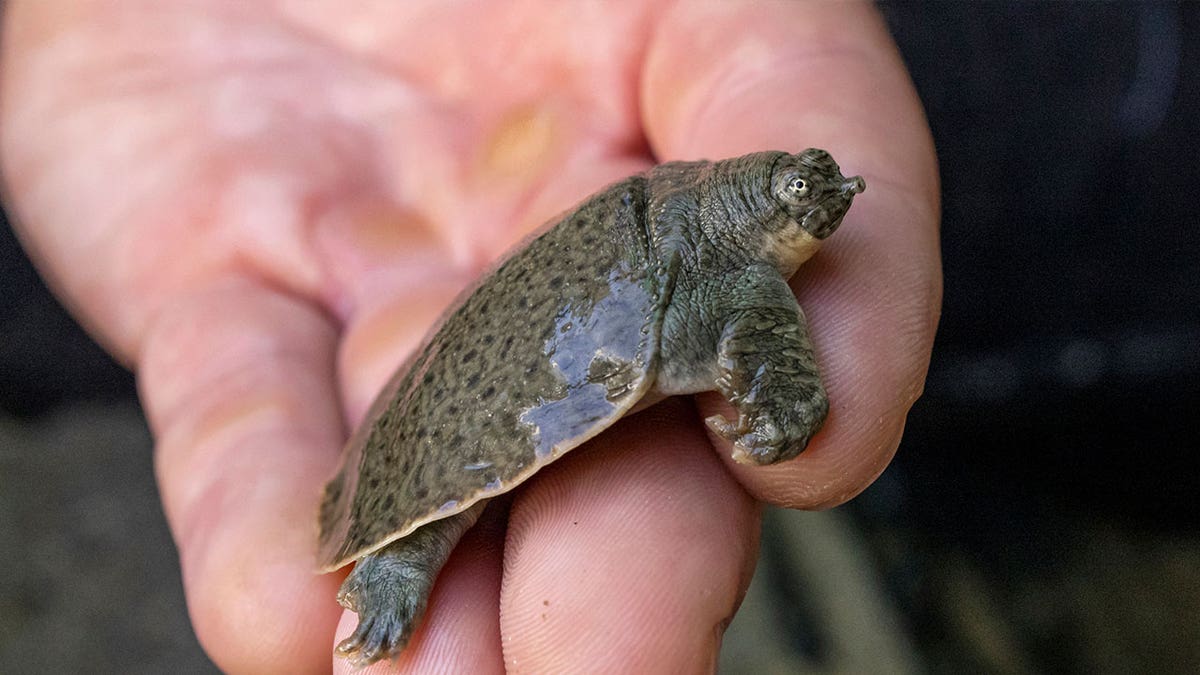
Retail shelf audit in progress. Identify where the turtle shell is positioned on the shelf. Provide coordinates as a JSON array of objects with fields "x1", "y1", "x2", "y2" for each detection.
[{"x1": 318, "y1": 176, "x2": 673, "y2": 571}]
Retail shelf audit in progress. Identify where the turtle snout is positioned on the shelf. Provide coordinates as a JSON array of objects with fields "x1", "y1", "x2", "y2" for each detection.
[{"x1": 841, "y1": 176, "x2": 866, "y2": 196}]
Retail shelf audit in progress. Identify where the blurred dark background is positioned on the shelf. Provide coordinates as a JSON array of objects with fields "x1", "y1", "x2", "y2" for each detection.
[{"x1": 2, "y1": 4, "x2": 1197, "y2": 674}]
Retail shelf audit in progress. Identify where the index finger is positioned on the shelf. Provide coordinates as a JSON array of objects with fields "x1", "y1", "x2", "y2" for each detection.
[{"x1": 641, "y1": 0, "x2": 941, "y2": 508}]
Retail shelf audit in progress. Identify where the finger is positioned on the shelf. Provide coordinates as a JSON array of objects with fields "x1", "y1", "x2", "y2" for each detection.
[
  {"x1": 641, "y1": 0, "x2": 941, "y2": 508},
  {"x1": 139, "y1": 280, "x2": 345, "y2": 674},
  {"x1": 331, "y1": 503, "x2": 507, "y2": 675},
  {"x1": 501, "y1": 399, "x2": 759, "y2": 672}
]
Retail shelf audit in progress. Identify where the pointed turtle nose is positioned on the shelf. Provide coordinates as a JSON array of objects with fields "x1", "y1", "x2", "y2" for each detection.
[{"x1": 841, "y1": 176, "x2": 866, "y2": 196}]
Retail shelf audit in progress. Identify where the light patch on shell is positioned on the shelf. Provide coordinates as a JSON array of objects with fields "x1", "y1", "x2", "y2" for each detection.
[{"x1": 518, "y1": 264, "x2": 651, "y2": 460}]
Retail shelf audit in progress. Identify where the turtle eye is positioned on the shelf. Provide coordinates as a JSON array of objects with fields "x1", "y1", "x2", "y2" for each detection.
[{"x1": 788, "y1": 177, "x2": 811, "y2": 198}]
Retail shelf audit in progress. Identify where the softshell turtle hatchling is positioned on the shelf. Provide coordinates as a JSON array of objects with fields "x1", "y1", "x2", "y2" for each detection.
[{"x1": 318, "y1": 148, "x2": 866, "y2": 665}]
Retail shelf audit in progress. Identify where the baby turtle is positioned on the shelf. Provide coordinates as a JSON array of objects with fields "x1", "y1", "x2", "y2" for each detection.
[{"x1": 319, "y1": 149, "x2": 865, "y2": 665}]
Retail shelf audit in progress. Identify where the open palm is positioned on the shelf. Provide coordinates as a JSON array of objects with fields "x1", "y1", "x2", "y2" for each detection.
[{"x1": 1, "y1": 2, "x2": 939, "y2": 673}]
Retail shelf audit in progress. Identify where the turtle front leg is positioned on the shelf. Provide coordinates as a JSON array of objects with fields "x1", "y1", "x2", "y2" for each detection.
[
  {"x1": 335, "y1": 502, "x2": 485, "y2": 666},
  {"x1": 705, "y1": 271, "x2": 829, "y2": 465}
]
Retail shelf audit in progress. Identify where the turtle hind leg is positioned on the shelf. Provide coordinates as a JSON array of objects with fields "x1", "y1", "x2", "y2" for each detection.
[{"x1": 334, "y1": 503, "x2": 484, "y2": 667}]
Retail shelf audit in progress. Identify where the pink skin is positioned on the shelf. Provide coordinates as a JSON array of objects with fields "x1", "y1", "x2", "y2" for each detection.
[{"x1": 0, "y1": 2, "x2": 940, "y2": 673}]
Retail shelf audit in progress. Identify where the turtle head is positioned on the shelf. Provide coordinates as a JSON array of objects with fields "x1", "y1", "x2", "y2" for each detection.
[
  {"x1": 771, "y1": 148, "x2": 865, "y2": 240},
  {"x1": 652, "y1": 148, "x2": 864, "y2": 277},
  {"x1": 756, "y1": 148, "x2": 865, "y2": 275}
]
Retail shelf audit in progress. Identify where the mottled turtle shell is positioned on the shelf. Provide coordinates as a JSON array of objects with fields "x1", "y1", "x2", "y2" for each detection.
[{"x1": 318, "y1": 176, "x2": 672, "y2": 571}]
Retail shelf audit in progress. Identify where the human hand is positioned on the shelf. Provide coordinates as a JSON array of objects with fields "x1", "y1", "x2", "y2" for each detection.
[{"x1": 0, "y1": 2, "x2": 939, "y2": 672}]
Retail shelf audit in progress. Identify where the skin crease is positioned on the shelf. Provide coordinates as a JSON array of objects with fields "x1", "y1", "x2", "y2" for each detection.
[{"x1": 0, "y1": 1, "x2": 940, "y2": 674}]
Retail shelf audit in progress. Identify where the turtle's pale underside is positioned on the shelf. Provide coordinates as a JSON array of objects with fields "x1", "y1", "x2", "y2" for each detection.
[{"x1": 318, "y1": 149, "x2": 865, "y2": 665}]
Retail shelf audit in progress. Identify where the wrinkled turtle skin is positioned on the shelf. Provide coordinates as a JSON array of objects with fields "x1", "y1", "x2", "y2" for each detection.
[{"x1": 319, "y1": 149, "x2": 865, "y2": 665}]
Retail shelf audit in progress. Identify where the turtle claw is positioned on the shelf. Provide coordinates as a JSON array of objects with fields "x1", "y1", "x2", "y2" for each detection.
[
  {"x1": 706, "y1": 413, "x2": 785, "y2": 464},
  {"x1": 707, "y1": 403, "x2": 823, "y2": 466},
  {"x1": 336, "y1": 611, "x2": 411, "y2": 669},
  {"x1": 728, "y1": 418, "x2": 789, "y2": 466},
  {"x1": 704, "y1": 413, "x2": 739, "y2": 441},
  {"x1": 335, "y1": 578, "x2": 361, "y2": 612}
]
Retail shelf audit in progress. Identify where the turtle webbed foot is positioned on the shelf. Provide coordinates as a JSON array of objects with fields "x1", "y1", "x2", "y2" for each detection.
[
  {"x1": 334, "y1": 556, "x2": 428, "y2": 667},
  {"x1": 704, "y1": 270, "x2": 830, "y2": 466},
  {"x1": 705, "y1": 388, "x2": 827, "y2": 466},
  {"x1": 335, "y1": 612, "x2": 414, "y2": 667},
  {"x1": 334, "y1": 607, "x2": 415, "y2": 668},
  {"x1": 331, "y1": 505, "x2": 486, "y2": 666}
]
